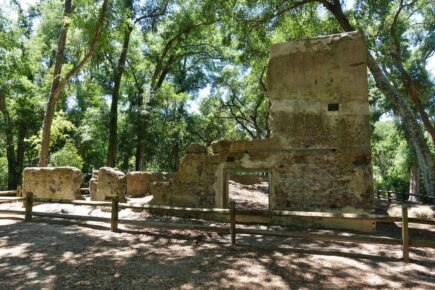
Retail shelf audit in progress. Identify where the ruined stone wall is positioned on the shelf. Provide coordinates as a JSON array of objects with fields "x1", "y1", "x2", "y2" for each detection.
[
  {"x1": 93, "y1": 167, "x2": 127, "y2": 202},
  {"x1": 127, "y1": 172, "x2": 174, "y2": 197},
  {"x1": 151, "y1": 146, "x2": 225, "y2": 208},
  {"x1": 266, "y1": 31, "x2": 373, "y2": 213},
  {"x1": 22, "y1": 167, "x2": 82, "y2": 200},
  {"x1": 150, "y1": 32, "x2": 374, "y2": 231}
]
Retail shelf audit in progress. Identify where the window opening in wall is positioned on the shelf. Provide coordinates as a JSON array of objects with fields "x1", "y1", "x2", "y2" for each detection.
[
  {"x1": 328, "y1": 103, "x2": 340, "y2": 111},
  {"x1": 226, "y1": 169, "x2": 270, "y2": 210}
]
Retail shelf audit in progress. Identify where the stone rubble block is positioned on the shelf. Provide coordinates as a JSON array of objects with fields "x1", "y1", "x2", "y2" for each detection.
[
  {"x1": 127, "y1": 171, "x2": 174, "y2": 197},
  {"x1": 22, "y1": 167, "x2": 83, "y2": 200},
  {"x1": 89, "y1": 170, "x2": 99, "y2": 200},
  {"x1": 94, "y1": 167, "x2": 126, "y2": 202}
]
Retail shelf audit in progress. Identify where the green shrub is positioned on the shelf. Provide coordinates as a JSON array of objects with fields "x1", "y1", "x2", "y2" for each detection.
[{"x1": 49, "y1": 141, "x2": 84, "y2": 170}]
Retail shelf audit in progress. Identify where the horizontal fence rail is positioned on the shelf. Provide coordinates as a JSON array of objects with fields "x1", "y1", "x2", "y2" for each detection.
[
  {"x1": 0, "y1": 191, "x2": 19, "y2": 196},
  {"x1": 375, "y1": 189, "x2": 435, "y2": 204},
  {"x1": 32, "y1": 198, "x2": 113, "y2": 207},
  {"x1": 1, "y1": 194, "x2": 434, "y2": 263},
  {"x1": 0, "y1": 196, "x2": 25, "y2": 203}
]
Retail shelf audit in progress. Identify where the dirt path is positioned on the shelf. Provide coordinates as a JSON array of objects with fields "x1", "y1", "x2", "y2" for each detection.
[
  {"x1": 1, "y1": 191, "x2": 434, "y2": 289},
  {"x1": 229, "y1": 181, "x2": 269, "y2": 210},
  {"x1": 0, "y1": 212, "x2": 434, "y2": 289}
]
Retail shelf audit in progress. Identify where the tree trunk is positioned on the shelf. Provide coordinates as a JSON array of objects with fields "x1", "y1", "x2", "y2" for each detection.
[
  {"x1": 106, "y1": 15, "x2": 134, "y2": 167},
  {"x1": 389, "y1": 10, "x2": 435, "y2": 146},
  {"x1": 0, "y1": 91, "x2": 17, "y2": 189},
  {"x1": 321, "y1": 0, "x2": 435, "y2": 196},
  {"x1": 134, "y1": 89, "x2": 146, "y2": 171},
  {"x1": 132, "y1": 16, "x2": 209, "y2": 170},
  {"x1": 134, "y1": 91, "x2": 160, "y2": 171},
  {"x1": 135, "y1": 143, "x2": 145, "y2": 171},
  {"x1": 172, "y1": 136, "x2": 180, "y2": 172},
  {"x1": 15, "y1": 125, "x2": 26, "y2": 185},
  {"x1": 408, "y1": 165, "x2": 420, "y2": 202},
  {"x1": 121, "y1": 150, "x2": 130, "y2": 172},
  {"x1": 132, "y1": 83, "x2": 148, "y2": 171},
  {"x1": 38, "y1": 0, "x2": 72, "y2": 167},
  {"x1": 38, "y1": 0, "x2": 110, "y2": 167},
  {"x1": 393, "y1": 59, "x2": 435, "y2": 145}
]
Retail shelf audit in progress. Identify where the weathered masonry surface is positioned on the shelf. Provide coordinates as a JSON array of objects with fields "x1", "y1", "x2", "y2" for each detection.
[
  {"x1": 22, "y1": 167, "x2": 82, "y2": 200},
  {"x1": 150, "y1": 32, "x2": 374, "y2": 231}
]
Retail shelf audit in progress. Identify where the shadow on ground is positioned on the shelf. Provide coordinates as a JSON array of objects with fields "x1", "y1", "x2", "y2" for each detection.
[{"x1": 0, "y1": 215, "x2": 434, "y2": 289}]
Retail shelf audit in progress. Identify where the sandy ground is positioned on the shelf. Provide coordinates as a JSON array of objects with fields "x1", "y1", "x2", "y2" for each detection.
[
  {"x1": 0, "y1": 185, "x2": 434, "y2": 289},
  {"x1": 229, "y1": 181, "x2": 269, "y2": 210}
]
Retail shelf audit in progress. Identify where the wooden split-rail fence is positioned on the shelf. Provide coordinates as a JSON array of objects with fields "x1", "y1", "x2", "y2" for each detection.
[
  {"x1": 1, "y1": 191, "x2": 435, "y2": 263},
  {"x1": 375, "y1": 189, "x2": 435, "y2": 204}
]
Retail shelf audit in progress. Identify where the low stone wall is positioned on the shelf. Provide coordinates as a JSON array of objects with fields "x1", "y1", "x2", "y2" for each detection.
[
  {"x1": 93, "y1": 167, "x2": 127, "y2": 202},
  {"x1": 22, "y1": 167, "x2": 82, "y2": 200},
  {"x1": 150, "y1": 151, "x2": 224, "y2": 208},
  {"x1": 127, "y1": 172, "x2": 174, "y2": 197}
]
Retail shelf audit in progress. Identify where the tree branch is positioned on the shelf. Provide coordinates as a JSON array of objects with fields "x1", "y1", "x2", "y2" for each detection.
[{"x1": 389, "y1": 0, "x2": 435, "y2": 144}]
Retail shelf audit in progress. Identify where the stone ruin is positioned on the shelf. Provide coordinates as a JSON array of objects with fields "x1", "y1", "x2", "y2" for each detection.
[
  {"x1": 20, "y1": 31, "x2": 374, "y2": 231},
  {"x1": 88, "y1": 169, "x2": 173, "y2": 200},
  {"x1": 150, "y1": 31, "x2": 374, "y2": 231},
  {"x1": 22, "y1": 167, "x2": 83, "y2": 200},
  {"x1": 21, "y1": 166, "x2": 172, "y2": 203},
  {"x1": 126, "y1": 172, "x2": 174, "y2": 197},
  {"x1": 90, "y1": 167, "x2": 127, "y2": 202}
]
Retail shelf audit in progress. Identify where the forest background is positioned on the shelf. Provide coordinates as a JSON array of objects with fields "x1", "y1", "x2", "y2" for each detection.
[{"x1": 0, "y1": 0, "x2": 433, "y2": 199}]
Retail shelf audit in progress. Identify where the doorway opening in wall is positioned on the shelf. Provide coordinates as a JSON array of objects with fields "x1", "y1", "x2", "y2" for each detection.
[{"x1": 226, "y1": 169, "x2": 270, "y2": 210}]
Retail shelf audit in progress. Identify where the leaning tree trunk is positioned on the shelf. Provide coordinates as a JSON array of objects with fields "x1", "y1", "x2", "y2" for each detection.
[
  {"x1": 389, "y1": 12, "x2": 435, "y2": 146},
  {"x1": 320, "y1": 0, "x2": 435, "y2": 196},
  {"x1": 38, "y1": 0, "x2": 110, "y2": 167},
  {"x1": 38, "y1": 0, "x2": 72, "y2": 167},
  {"x1": 0, "y1": 90, "x2": 17, "y2": 189},
  {"x1": 106, "y1": 18, "x2": 133, "y2": 167}
]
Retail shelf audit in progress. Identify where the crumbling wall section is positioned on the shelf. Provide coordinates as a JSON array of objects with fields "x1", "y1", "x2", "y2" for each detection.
[
  {"x1": 266, "y1": 31, "x2": 373, "y2": 213},
  {"x1": 22, "y1": 167, "x2": 82, "y2": 200},
  {"x1": 150, "y1": 32, "x2": 374, "y2": 231},
  {"x1": 127, "y1": 172, "x2": 174, "y2": 197},
  {"x1": 93, "y1": 167, "x2": 126, "y2": 202},
  {"x1": 151, "y1": 149, "x2": 225, "y2": 208}
]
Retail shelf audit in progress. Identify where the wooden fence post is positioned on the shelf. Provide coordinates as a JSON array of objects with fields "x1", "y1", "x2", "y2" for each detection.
[
  {"x1": 16, "y1": 186, "x2": 22, "y2": 197},
  {"x1": 111, "y1": 195, "x2": 119, "y2": 232},
  {"x1": 24, "y1": 192, "x2": 33, "y2": 222},
  {"x1": 230, "y1": 201, "x2": 236, "y2": 246},
  {"x1": 387, "y1": 191, "x2": 391, "y2": 202},
  {"x1": 401, "y1": 205, "x2": 410, "y2": 263},
  {"x1": 376, "y1": 189, "x2": 380, "y2": 200}
]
